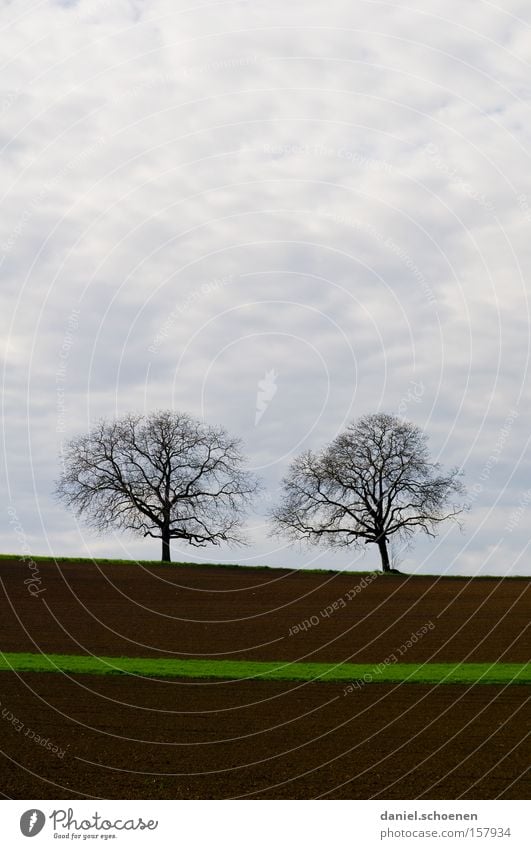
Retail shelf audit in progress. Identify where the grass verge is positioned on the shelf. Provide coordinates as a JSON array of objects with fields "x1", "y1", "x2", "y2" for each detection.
[
  {"x1": 0, "y1": 553, "x2": 528, "y2": 579},
  {"x1": 0, "y1": 553, "x2": 376, "y2": 576},
  {"x1": 0, "y1": 652, "x2": 529, "y2": 685}
]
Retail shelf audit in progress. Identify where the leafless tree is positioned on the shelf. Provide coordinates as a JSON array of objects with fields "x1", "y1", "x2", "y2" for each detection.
[
  {"x1": 272, "y1": 413, "x2": 465, "y2": 573},
  {"x1": 56, "y1": 410, "x2": 259, "y2": 562}
]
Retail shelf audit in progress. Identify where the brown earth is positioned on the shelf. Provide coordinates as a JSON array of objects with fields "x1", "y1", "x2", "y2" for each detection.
[
  {"x1": 0, "y1": 674, "x2": 528, "y2": 799},
  {"x1": 0, "y1": 559, "x2": 529, "y2": 799},
  {"x1": 0, "y1": 558, "x2": 529, "y2": 663}
]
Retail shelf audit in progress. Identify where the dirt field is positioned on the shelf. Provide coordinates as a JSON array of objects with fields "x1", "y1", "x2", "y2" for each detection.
[
  {"x1": 0, "y1": 559, "x2": 529, "y2": 799},
  {"x1": 0, "y1": 673, "x2": 528, "y2": 799},
  {"x1": 0, "y1": 559, "x2": 529, "y2": 663}
]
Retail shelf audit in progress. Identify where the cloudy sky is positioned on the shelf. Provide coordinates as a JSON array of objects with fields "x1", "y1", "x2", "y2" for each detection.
[{"x1": 2, "y1": 0, "x2": 530, "y2": 575}]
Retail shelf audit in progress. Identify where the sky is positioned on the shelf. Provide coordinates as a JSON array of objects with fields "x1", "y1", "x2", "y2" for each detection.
[{"x1": 2, "y1": 0, "x2": 531, "y2": 575}]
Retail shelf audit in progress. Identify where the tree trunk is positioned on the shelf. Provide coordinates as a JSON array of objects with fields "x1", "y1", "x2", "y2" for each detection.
[
  {"x1": 377, "y1": 536, "x2": 390, "y2": 572},
  {"x1": 161, "y1": 528, "x2": 171, "y2": 563}
]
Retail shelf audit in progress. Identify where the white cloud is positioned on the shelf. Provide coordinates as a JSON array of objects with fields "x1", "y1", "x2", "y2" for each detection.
[{"x1": 1, "y1": 0, "x2": 530, "y2": 573}]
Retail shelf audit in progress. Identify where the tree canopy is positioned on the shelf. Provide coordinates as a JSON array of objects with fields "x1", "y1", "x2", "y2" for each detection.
[
  {"x1": 56, "y1": 410, "x2": 259, "y2": 562},
  {"x1": 272, "y1": 412, "x2": 465, "y2": 572}
]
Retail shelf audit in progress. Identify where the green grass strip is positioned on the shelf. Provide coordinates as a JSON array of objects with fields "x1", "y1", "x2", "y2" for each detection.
[
  {"x1": 1, "y1": 553, "x2": 529, "y2": 578},
  {"x1": 0, "y1": 652, "x2": 529, "y2": 685}
]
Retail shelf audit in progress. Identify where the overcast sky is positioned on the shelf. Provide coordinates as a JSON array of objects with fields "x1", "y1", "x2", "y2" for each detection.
[{"x1": 2, "y1": 0, "x2": 531, "y2": 575}]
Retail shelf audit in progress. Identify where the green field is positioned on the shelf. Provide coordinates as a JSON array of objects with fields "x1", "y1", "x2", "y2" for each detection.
[
  {"x1": 1, "y1": 553, "x2": 528, "y2": 578},
  {"x1": 1, "y1": 652, "x2": 529, "y2": 685},
  {"x1": 0, "y1": 553, "x2": 376, "y2": 576}
]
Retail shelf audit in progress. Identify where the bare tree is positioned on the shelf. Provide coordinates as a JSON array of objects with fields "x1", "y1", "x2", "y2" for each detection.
[
  {"x1": 272, "y1": 413, "x2": 465, "y2": 573},
  {"x1": 56, "y1": 410, "x2": 259, "y2": 562}
]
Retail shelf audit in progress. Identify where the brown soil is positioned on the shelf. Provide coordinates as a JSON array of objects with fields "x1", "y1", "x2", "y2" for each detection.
[
  {"x1": 0, "y1": 559, "x2": 529, "y2": 799},
  {"x1": 0, "y1": 559, "x2": 529, "y2": 663},
  {"x1": 0, "y1": 674, "x2": 528, "y2": 799}
]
